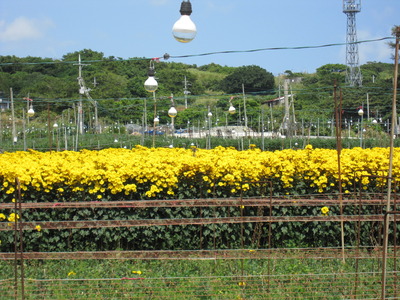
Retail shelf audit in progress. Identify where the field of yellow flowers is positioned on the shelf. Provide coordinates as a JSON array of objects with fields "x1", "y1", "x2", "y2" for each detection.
[
  {"x1": 1, "y1": 145, "x2": 399, "y2": 252},
  {"x1": 0, "y1": 145, "x2": 398, "y2": 202},
  {"x1": 1, "y1": 145, "x2": 398, "y2": 298}
]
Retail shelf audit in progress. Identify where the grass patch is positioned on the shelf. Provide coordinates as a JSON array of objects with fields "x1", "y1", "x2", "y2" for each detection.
[{"x1": 1, "y1": 249, "x2": 398, "y2": 299}]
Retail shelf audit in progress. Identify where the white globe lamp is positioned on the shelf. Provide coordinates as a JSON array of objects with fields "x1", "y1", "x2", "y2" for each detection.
[
  {"x1": 144, "y1": 67, "x2": 158, "y2": 93},
  {"x1": 172, "y1": 1, "x2": 197, "y2": 43}
]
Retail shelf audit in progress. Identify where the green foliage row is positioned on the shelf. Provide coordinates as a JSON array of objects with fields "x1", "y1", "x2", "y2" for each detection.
[
  {"x1": 1, "y1": 204, "x2": 394, "y2": 253},
  {"x1": 2, "y1": 134, "x2": 400, "y2": 154},
  {"x1": 1, "y1": 171, "x2": 398, "y2": 253}
]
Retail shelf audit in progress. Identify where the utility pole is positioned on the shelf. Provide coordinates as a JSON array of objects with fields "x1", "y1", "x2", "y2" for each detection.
[
  {"x1": 75, "y1": 55, "x2": 99, "y2": 134},
  {"x1": 242, "y1": 84, "x2": 248, "y2": 130},
  {"x1": 382, "y1": 25, "x2": 400, "y2": 300},
  {"x1": 290, "y1": 84, "x2": 296, "y2": 135},
  {"x1": 183, "y1": 76, "x2": 191, "y2": 109},
  {"x1": 280, "y1": 79, "x2": 291, "y2": 136},
  {"x1": 75, "y1": 55, "x2": 85, "y2": 135},
  {"x1": 10, "y1": 88, "x2": 17, "y2": 144}
]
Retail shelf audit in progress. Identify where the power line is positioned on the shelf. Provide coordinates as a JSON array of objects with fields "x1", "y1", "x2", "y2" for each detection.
[
  {"x1": 0, "y1": 37, "x2": 394, "y2": 67},
  {"x1": 169, "y1": 37, "x2": 394, "y2": 59},
  {"x1": 4, "y1": 83, "x2": 396, "y2": 104}
]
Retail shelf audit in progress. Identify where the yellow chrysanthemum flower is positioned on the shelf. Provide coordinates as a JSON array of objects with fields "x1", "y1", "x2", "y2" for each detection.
[
  {"x1": 7, "y1": 213, "x2": 20, "y2": 223},
  {"x1": 321, "y1": 206, "x2": 329, "y2": 216},
  {"x1": 132, "y1": 270, "x2": 142, "y2": 275},
  {"x1": 0, "y1": 146, "x2": 397, "y2": 202}
]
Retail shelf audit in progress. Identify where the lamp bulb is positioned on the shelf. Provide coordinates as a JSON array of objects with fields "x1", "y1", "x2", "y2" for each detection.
[
  {"x1": 228, "y1": 105, "x2": 236, "y2": 114},
  {"x1": 172, "y1": 1, "x2": 196, "y2": 43},
  {"x1": 27, "y1": 107, "x2": 35, "y2": 117},
  {"x1": 168, "y1": 106, "x2": 178, "y2": 118},
  {"x1": 144, "y1": 76, "x2": 158, "y2": 93},
  {"x1": 173, "y1": 15, "x2": 197, "y2": 43}
]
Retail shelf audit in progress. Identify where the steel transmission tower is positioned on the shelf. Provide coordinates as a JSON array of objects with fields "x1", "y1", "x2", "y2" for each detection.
[{"x1": 343, "y1": 0, "x2": 362, "y2": 86}]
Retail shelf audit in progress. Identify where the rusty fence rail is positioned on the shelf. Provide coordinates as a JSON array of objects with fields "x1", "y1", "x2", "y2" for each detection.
[{"x1": 1, "y1": 182, "x2": 399, "y2": 299}]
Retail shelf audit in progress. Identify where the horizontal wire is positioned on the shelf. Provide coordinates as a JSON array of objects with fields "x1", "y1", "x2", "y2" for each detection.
[
  {"x1": 170, "y1": 37, "x2": 395, "y2": 59},
  {"x1": 5, "y1": 84, "x2": 397, "y2": 105},
  {"x1": 0, "y1": 37, "x2": 394, "y2": 66},
  {"x1": 6, "y1": 270, "x2": 387, "y2": 282}
]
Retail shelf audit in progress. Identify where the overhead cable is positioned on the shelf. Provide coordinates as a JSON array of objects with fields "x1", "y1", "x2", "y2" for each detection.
[{"x1": 0, "y1": 37, "x2": 394, "y2": 66}]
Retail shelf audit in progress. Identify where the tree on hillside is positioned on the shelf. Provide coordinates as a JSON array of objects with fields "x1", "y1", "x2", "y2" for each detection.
[
  {"x1": 157, "y1": 67, "x2": 201, "y2": 96},
  {"x1": 89, "y1": 72, "x2": 130, "y2": 99},
  {"x1": 361, "y1": 62, "x2": 393, "y2": 85},
  {"x1": 283, "y1": 70, "x2": 305, "y2": 79},
  {"x1": 62, "y1": 49, "x2": 105, "y2": 62},
  {"x1": 171, "y1": 106, "x2": 205, "y2": 129},
  {"x1": 294, "y1": 64, "x2": 347, "y2": 122},
  {"x1": 314, "y1": 64, "x2": 347, "y2": 86},
  {"x1": 198, "y1": 63, "x2": 234, "y2": 74},
  {"x1": 219, "y1": 65, "x2": 274, "y2": 94},
  {"x1": 388, "y1": 26, "x2": 400, "y2": 55},
  {"x1": 60, "y1": 49, "x2": 105, "y2": 78}
]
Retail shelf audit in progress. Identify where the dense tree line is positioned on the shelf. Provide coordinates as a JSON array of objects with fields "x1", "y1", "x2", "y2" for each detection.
[
  {"x1": 0, "y1": 48, "x2": 397, "y2": 131},
  {"x1": 0, "y1": 49, "x2": 275, "y2": 126}
]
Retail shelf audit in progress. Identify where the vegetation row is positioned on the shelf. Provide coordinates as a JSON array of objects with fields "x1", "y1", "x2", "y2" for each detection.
[{"x1": 0, "y1": 145, "x2": 399, "y2": 251}]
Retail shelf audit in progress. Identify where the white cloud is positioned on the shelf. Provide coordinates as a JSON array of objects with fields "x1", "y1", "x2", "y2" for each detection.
[
  {"x1": 0, "y1": 17, "x2": 53, "y2": 42},
  {"x1": 358, "y1": 30, "x2": 393, "y2": 64}
]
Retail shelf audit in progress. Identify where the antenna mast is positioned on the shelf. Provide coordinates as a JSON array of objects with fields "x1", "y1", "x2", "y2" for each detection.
[{"x1": 343, "y1": 0, "x2": 362, "y2": 86}]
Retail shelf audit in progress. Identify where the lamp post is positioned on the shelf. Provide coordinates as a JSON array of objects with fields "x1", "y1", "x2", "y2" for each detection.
[
  {"x1": 23, "y1": 97, "x2": 35, "y2": 150},
  {"x1": 53, "y1": 122, "x2": 59, "y2": 151},
  {"x1": 226, "y1": 96, "x2": 236, "y2": 128},
  {"x1": 168, "y1": 93, "x2": 178, "y2": 135},
  {"x1": 10, "y1": 88, "x2": 17, "y2": 145},
  {"x1": 22, "y1": 109, "x2": 26, "y2": 151},
  {"x1": 152, "y1": 95, "x2": 158, "y2": 147},
  {"x1": 144, "y1": 60, "x2": 159, "y2": 148},
  {"x1": 187, "y1": 120, "x2": 192, "y2": 137},
  {"x1": 358, "y1": 108, "x2": 364, "y2": 147},
  {"x1": 25, "y1": 97, "x2": 34, "y2": 126},
  {"x1": 228, "y1": 97, "x2": 236, "y2": 115},
  {"x1": 153, "y1": 114, "x2": 159, "y2": 146},
  {"x1": 207, "y1": 109, "x2": 212, "y2": 149}
]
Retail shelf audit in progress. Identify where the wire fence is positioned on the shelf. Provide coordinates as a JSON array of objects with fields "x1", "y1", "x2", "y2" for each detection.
[{"x1": 0, "y1": 180, "x2": 399, "y2": 299}]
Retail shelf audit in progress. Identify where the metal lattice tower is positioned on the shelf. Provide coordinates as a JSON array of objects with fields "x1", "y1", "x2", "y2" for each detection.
[{"x1": 343, "y1": 0, "x2": 362, "y2": 86}]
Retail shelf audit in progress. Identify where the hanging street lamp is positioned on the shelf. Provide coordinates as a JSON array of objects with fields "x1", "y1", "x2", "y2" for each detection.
[
  {"x1": 228, "y1": 97, "x2": 236, "y2": 115},
  {"x1": 144, "y1": 62, "x2": 158, "y2": 93},
  {"x1": 358, "y1": 107, "x2": 364, "y2": 148},
  {"x1": 172, "y1": 0, "x2": 197, "y2": 43}
]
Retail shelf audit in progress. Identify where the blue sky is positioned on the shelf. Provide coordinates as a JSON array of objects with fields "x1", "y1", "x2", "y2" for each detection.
[{"x1": 0, "y1": 0, "x2": 398, "y2": 75}]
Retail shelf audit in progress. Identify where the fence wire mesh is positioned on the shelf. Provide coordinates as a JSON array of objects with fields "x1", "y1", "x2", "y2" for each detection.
[{"x1": 0, "y1": 180, "x2": 399, "y2": 299}]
